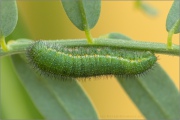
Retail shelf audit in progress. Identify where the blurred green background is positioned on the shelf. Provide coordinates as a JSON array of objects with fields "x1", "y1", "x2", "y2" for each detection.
[{"x1": 1, "y1": 1, "x2": 179, "y2": 119}]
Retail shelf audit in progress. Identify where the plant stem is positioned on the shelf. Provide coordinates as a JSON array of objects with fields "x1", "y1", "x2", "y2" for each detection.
[
  {"x1": 0, "y1": 33, "x2": 8, "y2": 51},
  {"x1": 0, "y1": 38, "x2": 179, "y2": 58},
  {"x1": 78, "y1": 0, "x2": 93, "y2": 44},
  {"x1": 84, "y1": 29, "x2": 93, "y2": 44},
  {"x1": 94, "y1": 38, "x2": 179, "y2": 56},
  {"x1": 0, "y1": 39, "x2": 33, "y2": 57}
]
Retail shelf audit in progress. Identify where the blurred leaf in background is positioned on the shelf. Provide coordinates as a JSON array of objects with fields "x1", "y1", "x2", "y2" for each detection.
[
  {"x1": 11, "y1": 54, "x2": 98, "y2": 119},
  {"x1": 103, "y1": 32, "x2": 180, "y2": 120},
  {"x1": 135, "y1": 0, "x2": 158, "y2": 16},
  {"x1": 117, "y1": 65, "x2": 180, "y2": 120}
]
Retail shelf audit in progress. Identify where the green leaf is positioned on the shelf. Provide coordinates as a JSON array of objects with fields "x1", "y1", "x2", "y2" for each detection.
[
  {"x1": 0, "y1": 0, "x2": 18, "y2": 37},
  {"x1": 61, "y1": 0, "x2": 101, "y2": 31},
  {"x1": 104, "y1": 32, "x2": 180, "y2": 119},
  {"x1": 11, "y1": 55, "x2": 98, "y2": 119},
  {"x1": 135, "y1": 0, "x2": 158, "y2": 16},
  {"x1": 166, "y1": 0, "x2": 180, "y2": 34},
  {"x1": 116, "y1": 64, "x2": 180, "y2": 120},
  {"x1": 6, "y1": 12, "x2": 31, "y2": 41},
  {"x1": 0, "y1": 102, "x2": 5, "y2": 119},
  {"x1": 1, "y1": 57, "x2": 43, "y2": 119}
]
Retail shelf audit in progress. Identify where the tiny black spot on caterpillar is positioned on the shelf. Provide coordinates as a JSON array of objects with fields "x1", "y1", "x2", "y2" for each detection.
[{"x1": 26, "y1": 41, "x2": 157, "y2": 78}]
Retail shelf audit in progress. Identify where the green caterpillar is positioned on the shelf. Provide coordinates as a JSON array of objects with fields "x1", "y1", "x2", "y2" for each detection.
[{"x1": 26, "y1": 41, "x2": 157, "y2": 78}]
